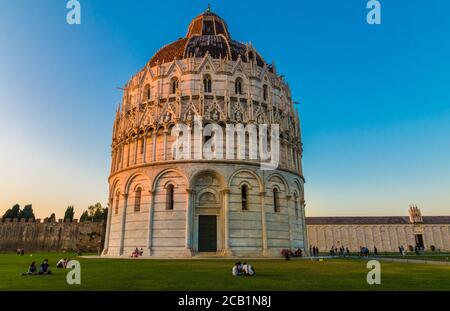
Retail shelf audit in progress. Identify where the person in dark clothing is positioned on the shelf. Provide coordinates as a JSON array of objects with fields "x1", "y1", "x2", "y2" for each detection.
[
  {"x1": 374, "y1": 246, "x2": 378, "y2": 256},
  {"x1": 284, "y1": 250, "x2": 291, "y2": 261},
  {"x1": 22, "y1": 261, "x2": 37, "y2": 276},
  {"x1": 39, "y1": 259, "x2": 51, "y2": 275}
]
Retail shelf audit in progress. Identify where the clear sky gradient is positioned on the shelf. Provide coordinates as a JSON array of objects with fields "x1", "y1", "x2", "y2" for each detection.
[{"x1": 0, "y1": 0, "x2": 449, "y2": 218}]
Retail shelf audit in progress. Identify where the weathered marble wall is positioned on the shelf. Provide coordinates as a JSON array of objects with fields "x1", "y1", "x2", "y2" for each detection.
[
  {"x1": 307, "y1": 224, "x2": 450, "y2": 252},
  {"x1": 0, "y1": 219, "x2": 105, "y2": 252}
]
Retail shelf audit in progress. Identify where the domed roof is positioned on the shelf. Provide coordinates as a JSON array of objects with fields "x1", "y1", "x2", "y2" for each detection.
[{"x1": 148, "y1": 8, "x2": 266, "y2": 67}]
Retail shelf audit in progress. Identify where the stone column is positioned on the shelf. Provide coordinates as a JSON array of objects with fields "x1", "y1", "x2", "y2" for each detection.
[
  {"x1": 152, "y1": 131, "x2": 157, "y2": 161},
  {"x1": 142, "y1": 130, "x2": 148, "y2": 163},
  {"x1": 102, "y1": 197, "x2": 114, "y2": 255},
  {"x1": 222, "y1": 188, "x2": 231, "y2": 255},
  {"x1": 146, "y1": 190, "x2": 155, "y2": 256},
  {"x1": 260, "y1": 191, "x2": 268, "y2": 256},
  {"x1": 110, "y1": 149, "x2": 115, "y2": 174},
  {"x1": 286, "y1": 194, "x2": 293, "y2": 249},
  {"x1": 113, "y1": 147, "x2": 118, "y2": 171},
  {"x1": 301, "y1": 199, "x2": 308, "y2": 253},
  {"x1": 163, "y1": 129, "x2": 168, "y2": 160},
  {"x1": 121, "y1": 143, "x2": 125, "y2": 169},
  {"x1": 126, "y1": 141, "x2": 131, "y2": 167},
  {"x1": 185, "y1": 189, "x2": 195, "y2": 255},
  {"x1": 284, "y1": 140, "x2": 289, "y2": 169},
  {"x1": 119, "y1": 193, "x2": 129, "y2": 256},
  {"x1": 134, "y1": 137, "x2": 138, "y2": 165}
]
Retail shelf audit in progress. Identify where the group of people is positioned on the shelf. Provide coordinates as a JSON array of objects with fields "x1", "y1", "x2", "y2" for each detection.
[
  {"x1": 22, "y1": 259, "x2": 52, "y2": 276},
  {"x1": 328, "y1": 246, "x2": 350, "y2": 257},
  {"x1": 414, "y1": 245, "x2": 424, "y2": 255},
  {"x1": 310, "y1": 245, "x2": 382, "y2": 257},
  {"x1": 131, "y1": 248, "x2": 144, "y2": 258},
  {"x1": 16, "y1": 248, "x2": 25, "y2": 256},
  {"x1": 310, "y1": 245, "x2": 320, "y2": 257},
  {"x1": 358, "y1": 246, "x2": 376, "y2": 257},
  {"x1": 280, "y1": 248, "x2": 303, "y2": 260},
  {"x1": 232, "y1": 262, "x2": 255, "y2": 276}
]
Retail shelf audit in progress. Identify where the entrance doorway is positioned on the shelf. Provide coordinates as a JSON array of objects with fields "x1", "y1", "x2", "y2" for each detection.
[
  {"x1": 415, "y1": 234, "x2": 424, "y2": 248},
  {"x1": 198, "y1": 215, "x2": 217, "y2": 252}
]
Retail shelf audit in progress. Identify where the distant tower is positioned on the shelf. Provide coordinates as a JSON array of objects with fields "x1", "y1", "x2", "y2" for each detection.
[
  {"x1": 408, "y1": 204, "x2": 423, "y2": 224},
  {"x1": 409, "y1": 204, "x2": 425, "y2": 248}
]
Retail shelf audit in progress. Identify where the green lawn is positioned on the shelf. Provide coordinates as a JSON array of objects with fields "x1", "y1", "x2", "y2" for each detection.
[
  {"x1": 375, "y1": 252, "x2": 450, "y2": 261},
  {"x1": 1, "y1": 252, "x2": 449, "y2": 291},
  {"x1": 323, "y1": 252, "x2": 450, "y2": 262}
]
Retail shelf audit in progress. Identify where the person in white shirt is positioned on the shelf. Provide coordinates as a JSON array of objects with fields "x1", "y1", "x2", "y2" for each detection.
[
  {"x1": 232, "y1": 262, "x2": 244, "y2": 276},
  {"x1": 242, "y1": 262, "x2": 255, "y2": 276},
  {"x1": 56, "y1": 258, "x2": 66, "y2": 268}
]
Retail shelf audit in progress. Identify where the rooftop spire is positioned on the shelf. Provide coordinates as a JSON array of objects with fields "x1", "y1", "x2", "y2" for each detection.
[{"x1": 206, "y1": 4, "x2": 211, "y2": 12}]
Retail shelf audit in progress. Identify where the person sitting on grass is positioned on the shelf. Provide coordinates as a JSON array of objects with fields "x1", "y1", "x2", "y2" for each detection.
[
  {"x1": 56, "y1": 258, "x2": 66, "y2": 268},
  {"x1": 22, "y1": 261, "x2": 38, "y2": 276},
  {"x1": 232, "y1": 262, "x2": 244, "y2": 276},
  {"x1": 284, "y1": 249, "x2": 291, "y2": 260},
  {"x1": 39, "y1": 259, "x2": 51, "y2": 275},
  {"x1": 131, "y1": 248, "x2": 140, "y2": 258},
  {"x1": 242, "y1": 262, "x2": 255, "y2": 276}
]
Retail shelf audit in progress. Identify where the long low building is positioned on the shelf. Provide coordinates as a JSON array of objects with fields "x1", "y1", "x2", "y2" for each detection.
[{"x1": 306, "y1": 206, "x2": 450, "y2": 252}]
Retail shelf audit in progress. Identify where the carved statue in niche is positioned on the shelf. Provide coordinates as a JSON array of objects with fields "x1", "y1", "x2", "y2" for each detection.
[
  {"x1": 256, "y1": 111, "x2": 268, "y2": 124},
  {"x1": 235, "y1": 110, "x2": 243, "y2": 122},
  {"x1": 186, "y1": 110, "x2": 194, "y2": 122},
  {"x1": 211, "y1": 109, "x2": 220, "y2": 121},
  {"x1": 164, "y1": 112, "x2": 172, "y2": 123}
]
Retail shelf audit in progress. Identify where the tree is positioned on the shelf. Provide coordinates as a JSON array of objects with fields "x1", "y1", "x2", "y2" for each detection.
[
  {"x1": 2, "y1": 208, "x2": 12, "y2": 220},
  {"x1": 64, "y1": 206, "x2": 75, "y2": 221},
  {"x1": 80, "y1": 210, "x2": 89, "y2": 222},
  {"x1": 18, "y1": 204, "x2": 35, "y2": 220},
  {"x1": 2, "y1": 204, "x2": 21, "y2": 220},
  {"x1": 80, "y1": 203, "x2": 107, "y2": 222},
  {"x1": 48, "y1": 213, "x2": 56, "y2": 222}
]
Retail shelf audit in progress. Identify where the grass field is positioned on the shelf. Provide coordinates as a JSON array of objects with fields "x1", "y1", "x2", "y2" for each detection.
[
  {"x1": 1, "y1": 252, "x2": 449, "y2": 291},
  {"x1": 375, "y1": 253, "x2": 450, "y2": 261},
  {"x1": 322, "y1": 252, "x2": 450, "y2": 262}
]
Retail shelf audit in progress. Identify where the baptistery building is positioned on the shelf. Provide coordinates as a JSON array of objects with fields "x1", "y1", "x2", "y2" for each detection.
[{"x1": 103, "y1": 8, "x2": 306, "y2": 257}]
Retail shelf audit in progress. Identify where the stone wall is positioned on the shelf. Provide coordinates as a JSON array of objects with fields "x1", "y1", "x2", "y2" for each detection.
[
  {"x1": 105, "y1": 162, "x2": 306, "y2": 258},
  {"x1": 307, "y1": 224, "x2": 450, "y2": 252},
  {"x1": 0, "y1": 219, "x2": 105, "y2": 252}
]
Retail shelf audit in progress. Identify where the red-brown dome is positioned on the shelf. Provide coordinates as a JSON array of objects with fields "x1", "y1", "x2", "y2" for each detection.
[{"x1": 148, "y1": 9, "x2": 266, "y2": 68}]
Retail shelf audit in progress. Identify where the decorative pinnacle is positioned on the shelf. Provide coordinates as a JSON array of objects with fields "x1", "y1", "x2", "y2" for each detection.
[{"x1": 207, "y1": 4, "x2": 211, "y2": 12}]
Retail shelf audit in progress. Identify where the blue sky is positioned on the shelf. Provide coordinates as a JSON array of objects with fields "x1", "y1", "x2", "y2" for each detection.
[{"x1": 0, "y1": 0, "x2": 449, "y2": 218}]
